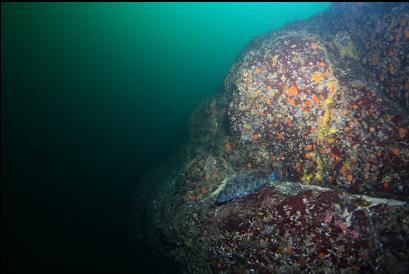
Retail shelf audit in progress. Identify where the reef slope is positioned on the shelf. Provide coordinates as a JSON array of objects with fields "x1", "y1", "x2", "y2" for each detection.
[{"x1": 143, "y1": 3, "x2": 409, "y2": 273}]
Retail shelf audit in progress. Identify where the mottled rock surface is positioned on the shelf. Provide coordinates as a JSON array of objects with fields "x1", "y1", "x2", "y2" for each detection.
[
  {"x1": 207, "y1": 183, "x2": 408, "y2": 273},
  {"x1": 143, "y1": 3, "x2": 409, "y2": 274},
  {"x1": 225, "y1": 3, "x2": 409, "y2": 199}
]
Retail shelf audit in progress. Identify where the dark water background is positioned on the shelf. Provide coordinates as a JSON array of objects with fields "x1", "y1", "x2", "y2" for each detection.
[{"x1": 1, "y1": 3, "x2": 329, "y2": 273}]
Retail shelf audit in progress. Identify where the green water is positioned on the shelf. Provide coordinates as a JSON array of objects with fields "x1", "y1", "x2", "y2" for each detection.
[{"x1": 1, "y1": 3, "x2": 330, "y2": 273}]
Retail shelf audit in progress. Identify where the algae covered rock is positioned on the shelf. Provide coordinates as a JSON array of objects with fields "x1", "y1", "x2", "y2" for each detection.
[
  {"x1": 225, "y1": 3, "x2": 409, "y2": 200},
  {"x1": 188, "y1": 94, "x2": 230, "y2": 147},
  {"x1": 205, "y1": 182, "x2": 409, "y2": 273},
  {"x1": 144, "y1": 3, "x2": 409, "y2": 274},
  {"x1": 180, "y1": 153, "x2": 234, "y2": 203}
]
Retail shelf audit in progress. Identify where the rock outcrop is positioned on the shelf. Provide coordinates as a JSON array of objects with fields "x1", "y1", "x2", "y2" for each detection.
[{"x1": 143, "y1": 3, "x2": 409, "y2": 273}]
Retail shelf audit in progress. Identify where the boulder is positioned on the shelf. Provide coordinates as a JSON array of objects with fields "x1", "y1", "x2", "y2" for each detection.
[
  {"x1": 144, "y1": 3, "x2": 409, "y2": 273},
  {"x1": 225, "y1": 3, "x2": 409, "y2": 199}
]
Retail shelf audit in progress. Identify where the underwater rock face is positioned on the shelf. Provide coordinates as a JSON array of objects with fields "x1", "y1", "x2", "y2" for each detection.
[
  {"x1": 225, "y1": 2, "x2": 409, "y2": 200},
  {"x1": 188, "y1": 95, "x2": 230, "y2": 147},
  {"x1": 305, "y1": 3, "x2": 409, "y2": 112},
  {"x1": 180, "y1": 154, "x2": 234, "y2": 203},
  {"x1": 207, "y1": 183, "x2": 408, "y2": 274},
  {"x1": 145, "y1": 3, "x2": 409, "y2": 274},
  {"x1": 148, "y1": 180, "x2": 409, "y2": 273}
]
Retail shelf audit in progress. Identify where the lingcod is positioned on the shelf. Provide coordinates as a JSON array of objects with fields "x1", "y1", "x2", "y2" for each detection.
[{"x1": 216, "y1": 169, "x2": 280, "y2": 205}]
